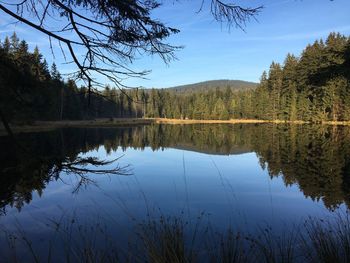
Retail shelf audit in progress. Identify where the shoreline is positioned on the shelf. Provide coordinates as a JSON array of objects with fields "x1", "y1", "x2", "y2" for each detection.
[
  {"x1": 0, "y1": 118, "x2": 153, "y2": 135},
  {"x1": 157, "y1": 118, "x2": 350, "y2": 126},
  {"x1": 153, "y1": 118, "x2": 307, "y2": 124},
  {"x1": 1, "y1": 118, "x2": 350, "y2": 135}
]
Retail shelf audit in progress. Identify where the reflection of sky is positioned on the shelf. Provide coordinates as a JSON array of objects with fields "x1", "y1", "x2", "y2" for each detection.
[
  {"x1": 0, "y1": 146, "x2": 342, "y2": 239},
  {"x1": 0, "y1": 1, "x2": 349, "y2": 87}
]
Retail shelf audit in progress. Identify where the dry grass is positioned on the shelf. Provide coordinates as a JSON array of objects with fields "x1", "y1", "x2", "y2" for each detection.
[
  {"x1": 321, "y1": 120, "x2": 350, "y2": 126},
  {"x1": 153, "y1": 118, "x2": 272, "y2": 124}
]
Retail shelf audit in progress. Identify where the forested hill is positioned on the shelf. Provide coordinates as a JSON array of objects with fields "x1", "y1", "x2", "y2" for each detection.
[{"x1": 166, "y1": 80, "x2": 257, "y2": 94}]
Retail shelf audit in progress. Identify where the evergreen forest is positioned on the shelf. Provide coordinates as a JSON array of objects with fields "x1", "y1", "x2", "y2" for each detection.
[{"x1": 1, "y1": 32, "x2": 349, "y2": 123}]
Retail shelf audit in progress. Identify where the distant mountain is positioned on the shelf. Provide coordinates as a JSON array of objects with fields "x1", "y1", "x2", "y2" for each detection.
[{"x1": 166, "y1": 79, "x2": 257, "y2": 94}]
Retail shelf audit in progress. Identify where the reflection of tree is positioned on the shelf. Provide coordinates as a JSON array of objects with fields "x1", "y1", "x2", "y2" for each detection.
[
  {"x1": 52, "y1": 156, "x2": 130, "y2": 194},
  {"x1": 96, "y1": 124, "x2": 350, "y2": 210},
  {"x1": 1, "y1": 124, "x2": 350, "y2": 212},
  {"x1": 252, "y1": 125, "x2": 350, "y2": 210},
  {"x1": 0, "y1": 131, "x2": 130, "y2": 214}
]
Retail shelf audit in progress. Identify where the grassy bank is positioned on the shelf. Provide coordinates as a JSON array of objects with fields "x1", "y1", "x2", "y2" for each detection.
[
  {"x1": 2, "y1": 118, "x2": 350, "y2": 135},
  {"x1": 154, "y1": 118, "x2": 350, "y2": 126}
]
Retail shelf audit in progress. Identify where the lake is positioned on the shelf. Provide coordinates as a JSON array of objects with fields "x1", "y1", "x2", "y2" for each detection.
[{"x1": 0, "y1": 123, "x2": 349, "y2": 261}]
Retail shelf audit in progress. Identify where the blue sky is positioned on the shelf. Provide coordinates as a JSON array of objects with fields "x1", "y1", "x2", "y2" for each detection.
[{"x1": 1, "y1": 0, "x2": 350, "y2": 88}]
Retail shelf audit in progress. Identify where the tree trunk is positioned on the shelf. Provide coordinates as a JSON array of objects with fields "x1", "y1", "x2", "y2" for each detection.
[
  {"x1": 0, "y1": 108, "x2": 14, "y2": 139},
  {"x1": 60, "y1": 87, "x2": 64, "y2": 120}
]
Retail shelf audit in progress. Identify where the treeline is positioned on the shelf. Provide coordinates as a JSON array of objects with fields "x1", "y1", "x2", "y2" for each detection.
[
  {"x1": 0, "y1": 33, "x2": 122, "y2": 122},
  {"x1": 0, "y1": 32, "x2": 252, "y2": 122},
  {"x1": 1, "y1": 32, "x2": 350, "y2": 122},
  {"x1": 101, "y1": 86, "x2": 256, "y2": 120},
  {"x1": 254, "y1": 32, "x2": 350, "y2": 122},
  {"x1": 101, "y1": 32, "x2": 350, "y2": 121}
]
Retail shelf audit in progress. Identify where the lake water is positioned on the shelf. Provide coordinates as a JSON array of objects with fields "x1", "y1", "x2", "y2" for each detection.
[{"x1": 0, "y1": 124, "x2": 349, "y2": 261}]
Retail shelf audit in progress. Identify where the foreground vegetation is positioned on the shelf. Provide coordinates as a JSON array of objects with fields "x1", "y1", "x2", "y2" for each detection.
[{"x1": 1, "y1": 212, "x2": 350, "y2": 263}]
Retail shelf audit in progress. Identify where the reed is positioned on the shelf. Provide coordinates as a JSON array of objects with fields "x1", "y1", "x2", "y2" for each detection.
[{"x1": 2, "y1": 213, "x2": 350, "y2": 263}]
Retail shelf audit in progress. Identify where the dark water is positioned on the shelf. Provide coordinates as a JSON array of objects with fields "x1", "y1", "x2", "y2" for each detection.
[{"x1": 0, "y1": 124, "x2": 350, "y2": 260}]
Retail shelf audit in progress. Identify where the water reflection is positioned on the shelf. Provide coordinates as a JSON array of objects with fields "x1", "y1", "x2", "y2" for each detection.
[
  {"x1": 1, "y1": 123, "x2": 350, "y2": 214},
  {"x1": 0, "y1": 129, "x2": 130, "y2": 214}
]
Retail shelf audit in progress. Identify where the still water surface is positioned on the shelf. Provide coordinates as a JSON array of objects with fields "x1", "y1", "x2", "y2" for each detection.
[{"x1": 0, "y1": 124, "x2": 349, "y2": 259}]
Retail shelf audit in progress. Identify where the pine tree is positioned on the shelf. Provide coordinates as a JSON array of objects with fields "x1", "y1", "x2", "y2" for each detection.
[
  {"x1": 255, "y1": 71, "x2": 269, "y2": 119},
  {"x1": 10, "y1": 32, "x2": 19, "y2": 51},
  {"x1": 51, "y1": 63, "x2": 61, "y2": 81},
  {"x1": 267, "y1": 62, "x2": 283, "y2": 120},
  {"x1": 3, "y1": 37, "x2": 10, "y2": 53},
  {"x1": 282, "y1": 54, "x2": 298, "y2": 121}
]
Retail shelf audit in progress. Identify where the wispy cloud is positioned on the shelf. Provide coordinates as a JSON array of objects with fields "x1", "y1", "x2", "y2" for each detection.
[
  {"x1": 265, "y1": 0, "x2": 295, "y2": 8},
  {"x1": 229, "y1": 25, "x2": 350, "y2": 42}
]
